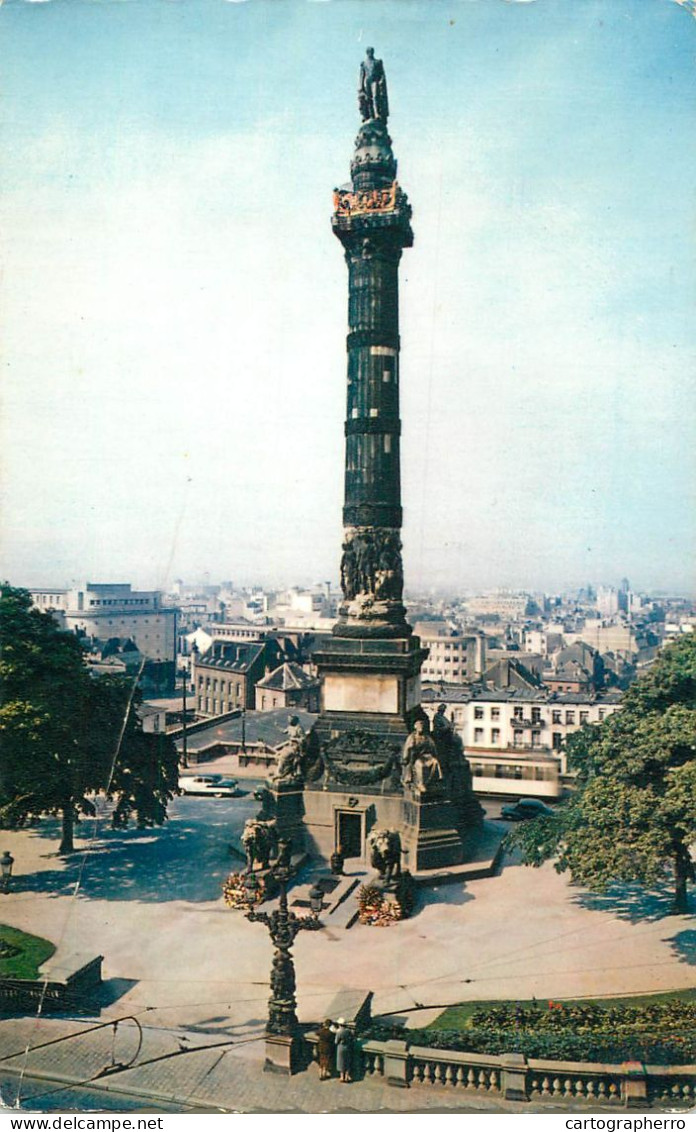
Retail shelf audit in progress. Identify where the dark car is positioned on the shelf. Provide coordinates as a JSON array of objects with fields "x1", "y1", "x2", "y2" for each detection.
[{"x1": 500, "y1": 797, "x2": 555, "y2": 822}]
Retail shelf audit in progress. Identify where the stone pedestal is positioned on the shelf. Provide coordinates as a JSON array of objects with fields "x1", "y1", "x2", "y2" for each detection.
[
  {"x1": 313, "y1": 634, "x2": 427, "y2": 737},
  {"x1": 382, "y1": 1039, "x2": 409, "y2": 1087},
  {"x1": 267, "y1": 778, "x2": 306, "y2": 850},
  {"x1": 264, "y1": 1033, "x2": 304, "y2": 1076},
  {"x1": 500, "y1": 1053, "x2": 529, "y2": 1102},
  {"x1": 402, "y1": 795, "x2": 466, "y2": 871},
  {"x1": 621, "y1": 1062, "x2": 648, "y2": 1108}
]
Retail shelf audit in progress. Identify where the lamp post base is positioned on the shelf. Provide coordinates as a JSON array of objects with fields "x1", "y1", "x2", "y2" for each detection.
[{"x1": 264, "y1": 1033, "x2": 305, "y2": 1076}]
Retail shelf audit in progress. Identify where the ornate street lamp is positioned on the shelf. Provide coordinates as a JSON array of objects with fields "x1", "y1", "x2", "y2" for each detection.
[
  {"x1": 244, "y1": 842, "x2": 322, "y2": 1074},
  {"x1": 0, "y1": 850, "x2": 14, "y2": 894}
]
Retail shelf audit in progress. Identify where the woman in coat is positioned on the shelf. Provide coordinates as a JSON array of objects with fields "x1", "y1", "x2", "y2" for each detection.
[
  {"x1": 316, "y1": 1019, "x2": 335, "y2": 1080},
  {"x1": 333, "y1": 1017, "x2": 353, "y2": 1083}
]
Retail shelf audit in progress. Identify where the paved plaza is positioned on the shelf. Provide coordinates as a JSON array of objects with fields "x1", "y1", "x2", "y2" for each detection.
[{"x1": 0, "y1": 792, "x2": 693, "y2": 1109}]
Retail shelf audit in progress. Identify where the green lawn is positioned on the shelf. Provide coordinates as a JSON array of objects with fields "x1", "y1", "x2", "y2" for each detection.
[
  {"x1": 430, "y1": 988, "x2": 696, "y2": 1030},
  {"x1": 0, "y1": 924, "x2": 55, "y2": 980}
]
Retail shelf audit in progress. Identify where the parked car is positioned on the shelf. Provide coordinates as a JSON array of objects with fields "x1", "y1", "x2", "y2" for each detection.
[
  {"x1": 179, "y1": 775, "x2": 239, "y2": 798},
  {"x1": 500, "y1": 798, "x2": 555, "y2": 822}
]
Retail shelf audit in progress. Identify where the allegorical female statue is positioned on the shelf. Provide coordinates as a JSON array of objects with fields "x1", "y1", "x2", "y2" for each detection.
[{"x1": 401, "y1": 719, "x2": 443, "y2": 797}]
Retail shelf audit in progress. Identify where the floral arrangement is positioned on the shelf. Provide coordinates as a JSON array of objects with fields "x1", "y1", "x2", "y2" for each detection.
[
  {"x1": 357, "y1": 883, "x2": 403, "y2": 927},
  {"x1": 222, "y1": 871, "x2": 265, "y2": 910}
]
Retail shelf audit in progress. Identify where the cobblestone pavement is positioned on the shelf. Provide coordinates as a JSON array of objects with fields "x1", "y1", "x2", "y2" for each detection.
[{"x1": 0, "y1": 1017, "x2": 620, "y2": 1115}]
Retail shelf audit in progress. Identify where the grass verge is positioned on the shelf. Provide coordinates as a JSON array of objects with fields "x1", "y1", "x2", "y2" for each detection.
[{"x1": 0, "y1": 924, "x2": 55, "y2": 980}]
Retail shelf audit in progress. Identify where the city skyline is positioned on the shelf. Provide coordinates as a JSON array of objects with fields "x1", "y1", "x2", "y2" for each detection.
[{"x1": 2, "y1": 0, "x2": 695, "y2": 596}]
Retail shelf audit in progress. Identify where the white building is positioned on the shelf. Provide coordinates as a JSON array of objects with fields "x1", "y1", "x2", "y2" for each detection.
[
  {"x1": 422, "y1": 687, "x2": 622, "y2": 799},
  {"x1": 415, "y1": 622, "x2": 487, "y2": 684},
  {"x1": 596, "y1": 586, "x2": 620, "y2": 617},
  {"x1": 30, "y1": 583, "x2": 177, "y2": 664}
]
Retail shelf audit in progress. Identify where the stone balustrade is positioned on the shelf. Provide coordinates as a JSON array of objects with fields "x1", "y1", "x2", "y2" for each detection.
[{"x1": 306, "y1": 1032, "x2": 695, "y2": 1108}]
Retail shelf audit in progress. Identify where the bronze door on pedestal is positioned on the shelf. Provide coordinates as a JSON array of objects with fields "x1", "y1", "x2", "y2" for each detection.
[{"x1": 336, "y1": 811, "x2": 362, "y2": 859}]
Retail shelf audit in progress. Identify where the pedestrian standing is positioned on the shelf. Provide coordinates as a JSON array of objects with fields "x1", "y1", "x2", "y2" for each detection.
[
  {"x1": 316, "y1": 1018, "x2": 335, "y2": 1080},
  {"x1": 332, "y1": 1017, "x2": 353, "y2": 1083}
]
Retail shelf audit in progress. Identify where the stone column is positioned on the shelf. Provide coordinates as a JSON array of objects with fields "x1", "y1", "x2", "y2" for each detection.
[{"x1": 332, "y1": 116, "x2": 413, "y2": 641}]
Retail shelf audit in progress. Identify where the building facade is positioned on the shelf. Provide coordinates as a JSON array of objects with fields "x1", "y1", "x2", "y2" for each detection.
[
  {"x1": 422, "y1": 687, "x2": 622, "y2": 798},
  {"x1": 30, "y1": 583, "x2": 177, "y2": 665},
  {"x1": 415, "y1": 623, "x2": 487, "y2": 684},
  {"x1": 193, "y1": 639, "x2": 288, "y2": 715}
]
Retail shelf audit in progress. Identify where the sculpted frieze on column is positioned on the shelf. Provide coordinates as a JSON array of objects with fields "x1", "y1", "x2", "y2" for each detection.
[{"x1": 340, "y1": 526, "x2": 404, "y2": 605}]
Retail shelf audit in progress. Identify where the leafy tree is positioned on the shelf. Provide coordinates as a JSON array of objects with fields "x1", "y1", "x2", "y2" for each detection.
[
  {"x1": 0, "y1": 585, "x2": 179, "y2": 852},
  {"x1": 509, "y1": 634, "x2": 696, "y2": 914}
]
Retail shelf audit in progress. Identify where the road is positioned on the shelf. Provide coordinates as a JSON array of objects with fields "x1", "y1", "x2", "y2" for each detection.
[{"x1": 0, "y1": 1073, "x2": 200, "y2": 1114}]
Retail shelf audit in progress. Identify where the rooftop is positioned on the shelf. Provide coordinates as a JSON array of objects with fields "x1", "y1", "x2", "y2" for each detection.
[{"x1": 177, "y1": 707, "x2": 319, "y2": 754}]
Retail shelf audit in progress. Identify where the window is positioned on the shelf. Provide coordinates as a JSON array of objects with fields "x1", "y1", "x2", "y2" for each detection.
[
  {"x1": 598, "y1": 709, "x2": 606, "y2": 721},
  {"x1": 532, "y1": 730, "x2": 541, "y2": 747},
  {"x1": 565, "y1": 711, "x2": 575, "y2": 725},
  {"x1": 531, "y1": 707, "x2": 541, "y2": 724},
  {"x1": 513, "y1": 730, "x2": 523, "y2": 747},
  {"x1": 474, "y1": 728, "x2": 484, "y2": 743},
  {"x1": 491, "y1": 728, "x2": 500, "y2": 744},
  {"x1": 491, "y1": 707, "x2": 500, "y2": 721},
  {"x1": 580, "y1": 711, "x2": 589, "y2": 725},
  {"x1": 474, "y1": 706, "x2": 484, "y2": 720},
  {"x1": 513, "y1": 707, "x2": 524, "y2": 721},
  {"x1": 552, "y1": 732, "x2": 562, "y2": 751},
  {"x1": 552, "y1": 710, "x2": 561, "y2": 724}
]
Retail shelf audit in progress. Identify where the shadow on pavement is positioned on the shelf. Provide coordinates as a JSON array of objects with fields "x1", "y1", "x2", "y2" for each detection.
[
  {"x1": 10, "y1": 793, "x2": 264, "y2": 904},
  {"x1": 418, "y1": 886, "x2": 475, "y2": 909},
  {"x1": 663, "y1": 928, "x2": 696, "y2": 966},
  {"x1": 99, "y1": 978, "x2": 139, "y2": 1009},
  {"x1": 570, "y1": 881, "x2": 678, "y2": 923}
]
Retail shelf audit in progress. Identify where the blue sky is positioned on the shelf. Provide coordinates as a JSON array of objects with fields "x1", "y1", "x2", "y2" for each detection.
[{"x1": 2, "y1": 0, "x2": 694, "y2": 595}]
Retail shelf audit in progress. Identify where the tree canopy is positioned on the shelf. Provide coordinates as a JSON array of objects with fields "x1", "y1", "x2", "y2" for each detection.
[
  {"x1": 0, "y1": 584, "x2": 179, "y2": 851},
  {"x1": 509, "y1": 633, "x2": 696, "y2": 913}
]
